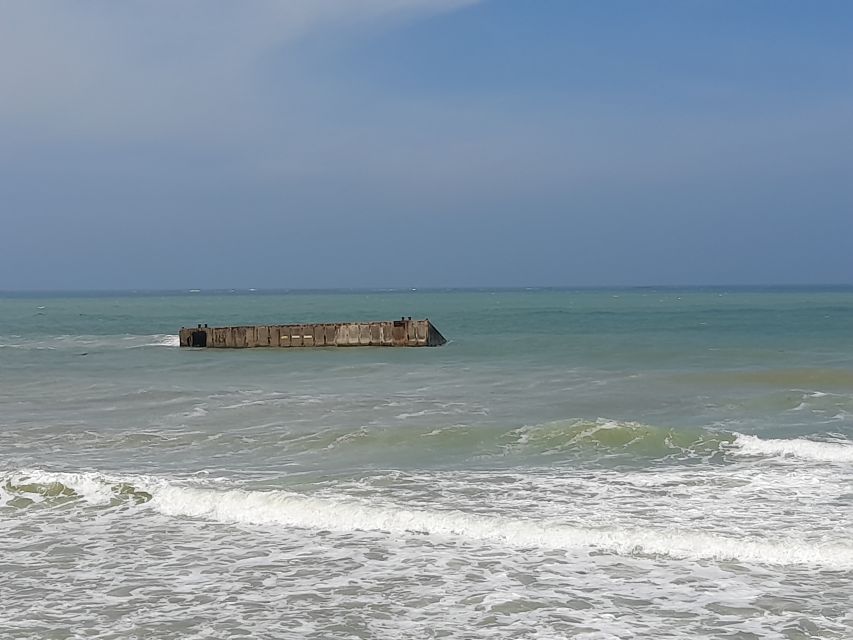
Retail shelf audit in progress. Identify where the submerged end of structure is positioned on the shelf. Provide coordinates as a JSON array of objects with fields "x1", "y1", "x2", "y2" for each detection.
[{"x1": 179, "y1": 318, "x2": 447, "y2": 348}]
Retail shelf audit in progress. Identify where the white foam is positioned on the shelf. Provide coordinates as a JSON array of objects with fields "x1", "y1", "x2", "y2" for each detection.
[
  {"x1": 1, "y1": 333, "x2": 180, "y2": 349},
  {"x1": 4, "y1": 469, "x2": 126, "y2": 505},
  {"x1": 185, "y1": 404, "x2": 209, "y2": 418},
  {"x1": 7, "y1": 467, "x2": 852, "y2": 569},
  {"x1": 146, "y1": 334, "x2": 179, "y2": 347},
  {"x1": 733, "y1": 434, "x2": 853, "y2": 463},
  {"x1": 151, "y1": 485, "x2": 853, "y2": 569},
  {"x1": 395, "y1": 409, "x2": 436, "y2": 419}
]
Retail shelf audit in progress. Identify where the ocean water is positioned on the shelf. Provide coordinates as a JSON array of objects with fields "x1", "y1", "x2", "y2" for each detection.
[{"x1": 1, "y1": 288, "x2": 852, "y2": 639}]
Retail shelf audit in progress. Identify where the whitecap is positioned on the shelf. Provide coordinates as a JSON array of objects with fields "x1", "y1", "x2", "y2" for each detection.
[
  {"x1": 732, "y1": 434, "x2": 853, "y2": 463},
  {"x1": 150, "y1": 485, "x2": 853, "y2": 570},
  {"x1": 145, "y1": 334, "x2": 179, "y2": 347}
]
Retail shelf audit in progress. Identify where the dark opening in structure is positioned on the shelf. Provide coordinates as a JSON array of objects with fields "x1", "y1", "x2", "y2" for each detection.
[{"x1": 189, "y1": 330, "x2": 207, "y2": 347}]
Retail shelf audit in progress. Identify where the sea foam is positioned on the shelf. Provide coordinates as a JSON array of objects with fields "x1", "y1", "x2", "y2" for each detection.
[
  {"x1": 150, "y1": 485, "x2": 853, "y2": 569},
  {"x1": 144, "y1": 334, "x2": 180, "y2": 347},
  {"x1": 0, "y1": 333, "x2": 180, "y2": 350},
  {"x1": 4, "y1": 468, "x2": 852, "y2": 569},
  {"x1": 732, "y1": 434, "x2": 853, "y2": 463}
]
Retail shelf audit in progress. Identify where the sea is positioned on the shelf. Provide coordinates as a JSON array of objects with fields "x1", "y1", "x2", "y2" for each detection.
[{"x1": 1, "y1": 287, "x2": 852, "y2": 639}]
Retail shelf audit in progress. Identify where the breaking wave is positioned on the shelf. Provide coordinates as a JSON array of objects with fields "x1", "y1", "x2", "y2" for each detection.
[
  {"x1": 288, "y1": 418, "x2": 853, "y2": 464},
  {"x1": 297, "y1": 418, "x2": 737, "y2": 462},
  {"x1": 0, "y1": 469, "x2": 154, "y2": 507},
  {"x1": 146, "y1": 334, "x2": 180, "y2": 347},
  {"x1": 3, "y1": 469, "x2": 851, "y2": 570},
  {"x1": 0, "y1": 334, "x2": 179, "y2": 350},
  {"x1": 152, "y1": 487, "x2": 853, "y2": 569},
  {"x1": 732, "y1": 433, "x2": 853, "y2": 462}
]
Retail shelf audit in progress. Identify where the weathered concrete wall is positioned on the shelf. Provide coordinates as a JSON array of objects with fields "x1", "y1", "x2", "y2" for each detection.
[{"x1": 179, "y1": 319, "x2": 446, "y2": 348}]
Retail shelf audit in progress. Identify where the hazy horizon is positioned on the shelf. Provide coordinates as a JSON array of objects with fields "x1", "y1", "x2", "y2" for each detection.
[{"x1": 3, "y1": 283, "x2": 853, "y2": 297}]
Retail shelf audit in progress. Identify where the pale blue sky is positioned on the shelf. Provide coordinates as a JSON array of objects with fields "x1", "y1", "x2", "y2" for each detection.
[{"x1": 1, "y1": 0, "x2": 851, "y2": 290}]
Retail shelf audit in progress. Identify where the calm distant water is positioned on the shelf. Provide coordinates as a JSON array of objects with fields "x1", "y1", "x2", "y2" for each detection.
[{"x1": 2, "y1": 288, "x2": 852, "y2": 639}]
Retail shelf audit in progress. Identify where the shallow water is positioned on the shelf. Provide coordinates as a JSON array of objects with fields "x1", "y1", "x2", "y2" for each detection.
[{"x1": 1, "y1": 288, "x2": 852, "y2": 638}]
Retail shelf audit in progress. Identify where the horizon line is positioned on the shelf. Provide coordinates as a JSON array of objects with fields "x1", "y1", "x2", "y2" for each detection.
[{"x1": 2, "y1": 283, "x2": 852, "y2": 296}]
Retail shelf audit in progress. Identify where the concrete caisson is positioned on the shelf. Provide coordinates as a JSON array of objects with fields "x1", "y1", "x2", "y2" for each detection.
[{"x1": 179, "y1": 318, "x2": 446, "y2": 348}]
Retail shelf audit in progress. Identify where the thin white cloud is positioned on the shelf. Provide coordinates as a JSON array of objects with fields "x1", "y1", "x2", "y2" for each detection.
[{"x1": 0, "y1": 0, "x2": 479, "y2": 137}]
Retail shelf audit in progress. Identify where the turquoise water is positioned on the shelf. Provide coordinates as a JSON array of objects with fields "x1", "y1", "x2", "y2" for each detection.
[{"x1": 1, "y1": 288, "x2": 852, "y2": 638}]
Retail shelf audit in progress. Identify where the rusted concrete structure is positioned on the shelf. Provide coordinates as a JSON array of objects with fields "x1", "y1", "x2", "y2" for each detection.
[{"x1": 179, "y1": 318, "x2": 446, "y2": 348}]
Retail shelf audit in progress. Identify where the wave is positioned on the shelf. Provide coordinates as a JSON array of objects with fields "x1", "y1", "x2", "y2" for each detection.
[
  {"x1": 732, "y1": 434, "x2": 853, "y2": 462},
  {"x1": 6, "y1": 415, "x2": 849, "y2": 467},
  {"x1": 152, "y1": 487, "x2": 853, "y2": 569},
  {"x1": 537, "y1": 422, "x2": 853, "y2": 464},
  {"x1": 299, "y1": 418, "x2": 736, "y2": 463},
  {"x1": 0, "y1": 334, "x2": 179, "y2": 350},
  {"x1": 0, "y1": 469, "x2": 154, "y2": 507},
  {"x1": 298, "y1": 418, "x2": 853, "y2": 465},
  {"x1": 509, "y1": 419, "x2": 732, "y2": 459},
  {"x1": 3, "y1": 469, "x2": 850, "y2": 569},
  {"x1": 143, "y1": 334, "x2": 179, "y2": 347}
]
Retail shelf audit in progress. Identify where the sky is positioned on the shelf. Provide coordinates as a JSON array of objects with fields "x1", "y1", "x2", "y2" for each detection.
[{"x1": 1, "y1": 0, "x2": 851, "y2": 290}]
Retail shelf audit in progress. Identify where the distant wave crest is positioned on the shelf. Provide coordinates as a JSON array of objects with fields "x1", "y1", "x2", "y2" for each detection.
[{"x1": 0, "y1": 334, "x2": 179, "y2": 350}]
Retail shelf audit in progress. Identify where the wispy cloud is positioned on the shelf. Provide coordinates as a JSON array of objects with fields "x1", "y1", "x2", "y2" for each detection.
[{"x1": 0, "y1": 0, "x2": 478, "y2": 138}]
